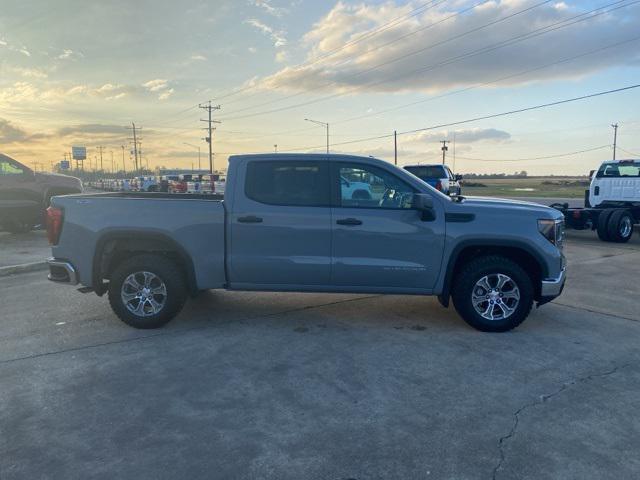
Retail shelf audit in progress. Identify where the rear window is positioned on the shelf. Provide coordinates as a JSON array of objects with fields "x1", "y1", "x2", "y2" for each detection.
[
  {"x1": 245, "y1": 160, "x2": 329, "y2": 206},
  {"x1": 404, "y1": 165, "x2": 446, "y2": 180},
  {"x1": 597, "y1": 161, "x2": 640, "y2": 178}
]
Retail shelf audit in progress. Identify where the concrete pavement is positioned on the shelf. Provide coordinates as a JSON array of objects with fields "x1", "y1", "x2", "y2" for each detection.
[{"x1": 0, "y1": 231, "x2": 639, "y2": 479}]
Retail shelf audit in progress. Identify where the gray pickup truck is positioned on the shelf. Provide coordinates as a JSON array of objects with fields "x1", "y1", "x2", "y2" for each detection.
[{"x1": 47, "y1": 154, "x2": 566, "y2": 332}]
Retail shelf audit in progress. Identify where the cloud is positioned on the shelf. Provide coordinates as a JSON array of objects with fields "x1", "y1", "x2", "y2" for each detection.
[
  {"x1": 5, "y1": 66, "x2": 48, "y2": 79},
  {"x1": 190, "y1": 54, "x2": 207, "y2": 61},
  {"x1": 143, "y1": 79, "x2": 174, "y2": 99},
  {"x1": 248, "y1": 46, "x2": 257, "y2": 54},
  {"x1": 406, "y1": 128, "x2": 512, "y2": 144},
  {"x1": 0, "y1": 118, "x2": 30, "y2": 143},
  {"x1": 57, "y1": 49, "x2": 83, "y2": 60},
  {"x1": 259, "y1": 1, "x2": 640, "y2": 94},
  {"x1": 244, "y1": 18, "x2": 287, "y2": 47},
  {"x1": 56, "y1": 124, "x2": 128, "y2": 137},
  {"x1": 250, "y1": 0, "x2": 288, "y2": 17}
]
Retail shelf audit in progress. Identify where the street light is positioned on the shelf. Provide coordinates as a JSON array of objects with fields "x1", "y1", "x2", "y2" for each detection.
[
  {"x1": 304, "y1": 118, "x2": 329, "y2": 154},
  {"x1": 183, "y1": 142, "x2": 201, "y2": 171}
]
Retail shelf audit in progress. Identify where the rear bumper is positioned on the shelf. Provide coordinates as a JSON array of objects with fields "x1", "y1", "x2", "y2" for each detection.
[
  {"x1": 47, "y1": 258, "x2": 78, "y2": 285},
  {"x1": 538, "y1": 267, "x2": 566, "y2": 305}
]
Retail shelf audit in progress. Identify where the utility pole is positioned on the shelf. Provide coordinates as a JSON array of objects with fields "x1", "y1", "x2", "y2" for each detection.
[
  {"x1": 199, "y1": 101, "x2": 221, "y2": 173},
  {"x1": 121, "y1": 145, "x2": 126, "y2": 175},
  {"x1": 611, "y1": 123, "x2": 619, "y2": 160},
  {"x1": 126, "y1": 123, "x2": 142, "y2": 172},
  {"x1": 110, "y1": 150, "x2": 114, "y2": 173},
  {"x1": 441, "y1": 140, "x2": 449, "y2": 165},
  {"x1": 274, "y1": 144, "x2": 278, "y2": 153},
  {"x1": 304, "y1": 118, "x2": 329, "y2": 154},
  {"x1": 394, "y1": 130, "x2": 398, "y2": 165},
  {"x1": 183, "y1": 143, "x2": 201, "y2": 171},
  {"x1": 452, "y1": 132, "x2": 457, "y2": 173},
  {"x1": 97, "y1": 146, "x2": 105, "y2": 172}
]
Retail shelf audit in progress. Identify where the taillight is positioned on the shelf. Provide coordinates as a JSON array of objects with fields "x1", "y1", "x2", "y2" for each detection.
[
  {"x1": 435, "y1": 180, "x2": 442, "y2": 191},
  {"x1": 46, "y1": 206, "x2": 63, "y2": 245}
]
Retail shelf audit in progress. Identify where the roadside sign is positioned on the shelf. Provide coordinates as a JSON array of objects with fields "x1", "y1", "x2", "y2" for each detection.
[
  {"x1": 72, "y1": 146, "x2": 87, "y2": 160},
  {"x1": 60, "y1": 160, "x2": 70, "y2": 170}
]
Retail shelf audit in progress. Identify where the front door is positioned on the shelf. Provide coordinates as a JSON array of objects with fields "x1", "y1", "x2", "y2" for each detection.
[
  {"x1": 229, "y1": 158, "x2": 332, "y2": 287},
  {"x1": 330, "y1": 161, "x2": 445, "y2": 292}
]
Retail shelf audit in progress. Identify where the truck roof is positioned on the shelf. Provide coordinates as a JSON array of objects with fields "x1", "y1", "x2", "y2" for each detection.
[
  {"x1": 600, "y1": 158, "x2": 638, "y2": 164},
  {"x1": 228, "y1": 153, "x2": 384, "y2": 163}
]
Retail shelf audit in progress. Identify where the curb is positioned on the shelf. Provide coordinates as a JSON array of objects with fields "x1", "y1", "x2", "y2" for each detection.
[{"x1": 0, "y1": 261, "x2": 48, "y2": 278}]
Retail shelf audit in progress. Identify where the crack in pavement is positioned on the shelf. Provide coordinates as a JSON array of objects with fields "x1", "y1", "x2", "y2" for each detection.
[
  {"x1": 551, "y1": 301, "x2": 639, "y2": 323},
  {"x1": 491, "y1": 363, "x2": 630, "y2": 480},
  {"x1": 0, "y1": 294, "x2": 381, "y2": 366}
]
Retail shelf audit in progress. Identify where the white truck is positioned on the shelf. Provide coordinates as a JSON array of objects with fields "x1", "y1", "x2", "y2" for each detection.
[{"x1": 552, "y1": 159, "x2": 640, "y2": 242}]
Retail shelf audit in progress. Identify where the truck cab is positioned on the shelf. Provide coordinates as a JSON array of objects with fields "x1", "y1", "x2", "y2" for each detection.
[
  {"x1": 403, "y1": 164, "x2": 462, "y2": 195},
  {"x1": 589, "y1": 159, "x2": 640, "y2": 208},
  {"x1": 0, "y1": 153, "x2": 82, "y2": 232}
]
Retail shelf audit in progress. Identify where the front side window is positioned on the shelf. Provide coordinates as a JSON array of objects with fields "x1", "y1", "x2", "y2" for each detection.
[
  {"x1": 337, "y1": 163, "x2": 415, "y2": 209},
  {"x1": 246, "y1": 160, "x2": 329, "y2": 206},
  {"x1": 0, "y1": 160, "x2": 25, "y2": 175}
]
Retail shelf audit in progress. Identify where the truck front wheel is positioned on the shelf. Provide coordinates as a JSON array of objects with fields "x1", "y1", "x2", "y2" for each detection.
[
  {"x1": 108, "y1": 254, "x2": 187, "y2": 329},
  {"x1": 452, "y1": 255, "x2": 534, "y2": 332}
]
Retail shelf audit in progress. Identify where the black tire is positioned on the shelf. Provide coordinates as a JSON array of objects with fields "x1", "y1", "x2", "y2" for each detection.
[
  {"x1": 452, "y1": 255, "x2": 534, "y2": 333},
  {"x1": 596, "y1": 208, "x2": 615, "y2": 242},
  {"x1": 2, "y1": 221, "x2": 34, "y2": 234},
  {"x1": 607, "y1": 209, "x2": 634, "y2": 243},
  {"x1": 108, "y1": 254, "x2": 187, "y2": 329}
]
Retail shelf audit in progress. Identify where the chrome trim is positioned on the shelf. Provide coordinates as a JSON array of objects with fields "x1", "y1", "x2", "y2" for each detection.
[
  {"x1": 47, "y1": 258, "x2": 78, "y2": 285},
  {"x1": 540, "y1": 267, "x2": 566, "y2": 298}
]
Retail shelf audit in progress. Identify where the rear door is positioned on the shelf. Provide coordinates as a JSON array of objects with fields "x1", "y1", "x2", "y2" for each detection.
[
  {"x1": 229, "y1": 159, "x2": 332, "y2": 287},
  {"x1": 330, "y1": 161, "x2": 445, "y2": 292}
]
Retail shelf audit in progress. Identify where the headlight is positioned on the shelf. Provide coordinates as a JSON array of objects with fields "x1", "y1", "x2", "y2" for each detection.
[{"x1": 538, "y1": 218, "x2": 564, "y2": 248}]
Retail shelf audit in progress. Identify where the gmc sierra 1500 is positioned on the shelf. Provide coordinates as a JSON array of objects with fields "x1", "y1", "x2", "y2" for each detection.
[{"x1": 47, "y1": 153, "x2": 566, "y2": 332}]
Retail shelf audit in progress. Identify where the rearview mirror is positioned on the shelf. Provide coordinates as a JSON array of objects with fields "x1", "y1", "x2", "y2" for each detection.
[{"x1": 412, "y1": 193, "x2": 435, "y2": 221}]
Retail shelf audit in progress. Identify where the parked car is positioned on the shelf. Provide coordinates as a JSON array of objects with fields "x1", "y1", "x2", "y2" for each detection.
[
  {"x1": 159, "y1": 175, "x2": 179, "y2": 192},
  {"x1": 168, "y1": 174, "x2": 196, "y2": 193},
  {"x1": 551, "y1": 159, "x2": 640, "y2": 243},
  {"x1": 0, "y1": 153, "x2": 82, "y2": 233},
  {"x1": 47, "y1": 153, "x2": 565, "y2": 333},
  {"x1": 404, "y1": 164, "x2": 462, "y2": 195}
]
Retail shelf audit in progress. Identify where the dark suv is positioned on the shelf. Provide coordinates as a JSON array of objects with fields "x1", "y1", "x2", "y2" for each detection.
[{"x1": 0, "y1": 153, "x2": 83, "y2": 233}]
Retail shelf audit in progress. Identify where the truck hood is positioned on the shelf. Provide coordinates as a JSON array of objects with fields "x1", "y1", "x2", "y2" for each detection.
[{"x1": 453, "y1": 196, "x2": 562, "y2": 219}]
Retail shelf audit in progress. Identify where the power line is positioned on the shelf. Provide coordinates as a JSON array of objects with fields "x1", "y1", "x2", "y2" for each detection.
[
  {"x1": 455, "y1": 145, "x2": 612, "y2": 162},
  {"x1": 278, "y1": 83, "x2": 640, "y2": 152},
  {"x1": 201, "y1": 0, "x2": 451, "y2": 105},
  {"x1": 220, "y1": 0, "x2": 550, "y2": 115},
  {"x1": 219, "y1": 0, "x2": 636, "y2": 122},
  {"x1": 618, "y1": 147, "x2": 640, "y2": 157}
]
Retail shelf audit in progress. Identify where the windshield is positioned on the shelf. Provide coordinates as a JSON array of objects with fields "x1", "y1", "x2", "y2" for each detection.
[{"x1": 404, "y1": 165, "x2": 446, "y2": 180}]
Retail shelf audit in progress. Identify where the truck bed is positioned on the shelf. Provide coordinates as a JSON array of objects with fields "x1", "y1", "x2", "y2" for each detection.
[{"x1": 50, "y1": 192, "x2": 227, "y2": 289}]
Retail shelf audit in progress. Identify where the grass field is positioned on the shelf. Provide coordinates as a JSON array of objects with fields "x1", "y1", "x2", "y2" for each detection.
[{"x1": 461, "y1": 177, "x2": 589, "y2": 198}]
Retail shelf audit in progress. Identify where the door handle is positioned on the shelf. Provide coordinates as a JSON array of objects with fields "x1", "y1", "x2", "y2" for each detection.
[
  {"x1": 238, "y1": 215, "x2": 263, "y2": 223},
  {"x1": 336, "y1": 218, "x2": 362, "y2": 226}
]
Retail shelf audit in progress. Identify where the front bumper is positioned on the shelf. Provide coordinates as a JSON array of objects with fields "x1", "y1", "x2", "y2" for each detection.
[
  {"x1": 47, "y1": 258, "x2": 78, "y2": 285},
  {"x1": 539, "y1": 266, "x2": 566, "y2": 304}
]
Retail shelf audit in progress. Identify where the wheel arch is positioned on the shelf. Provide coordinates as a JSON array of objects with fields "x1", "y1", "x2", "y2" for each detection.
[
  {"x1": 92, "y1": 230, "x2": 198, "y2": 297},
  {"x1": 438, "y1": 240, "x2": 547, "y2": 307}
]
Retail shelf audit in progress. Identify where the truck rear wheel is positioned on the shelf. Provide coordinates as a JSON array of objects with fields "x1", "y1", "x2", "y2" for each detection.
[
  {"x1": 607, "y1": 210, "x2": 634, "y2": 243},
  {"x1": 452, "y1": 255, "x2": 534, "y2": 332},
  {"x1": 596, "y1": 208, "x2": 615, "y2": 242},
  {"x1": 108, "y1": 254, "x2": 187, "y2": 329}
]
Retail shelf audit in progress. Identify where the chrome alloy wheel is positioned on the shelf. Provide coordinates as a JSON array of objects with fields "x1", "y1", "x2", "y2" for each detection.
[
  {"x1": 619, "y1": 216, "x2": 633, "y2": 238},
  {"x1": 121, "y1": 271, "x2": 167, "y2": 317},
  {"x1": 471, "y1": 273, "x2": 520, "y2": 321}
]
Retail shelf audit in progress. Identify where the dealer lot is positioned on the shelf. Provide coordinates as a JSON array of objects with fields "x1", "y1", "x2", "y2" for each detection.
[{"x1": 1, "y1": 230, "x2": 639, "y2": 479}]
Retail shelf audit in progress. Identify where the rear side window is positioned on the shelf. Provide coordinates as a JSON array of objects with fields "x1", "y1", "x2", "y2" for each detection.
[
  {"x1": 405, "y1": 165, "x2": 445, "y2": 180},
  {"x1": 597, "y1": 162, "x2": 640, "y2": 177},
  {"x1": 245, "y1": 160, "x2": 329, "y2": 206},
  {"x1": 0, "y1": 160, "x2": 25, "y2": 175}
]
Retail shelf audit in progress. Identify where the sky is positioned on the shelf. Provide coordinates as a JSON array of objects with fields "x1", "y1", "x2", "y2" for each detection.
[{"x1": 1, "y1": 0, "x2": 639, "y2": 175}]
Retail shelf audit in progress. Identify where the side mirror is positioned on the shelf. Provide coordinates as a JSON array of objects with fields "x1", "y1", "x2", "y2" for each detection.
[
  {"x1": 412, "y1": 193, "x2": 436, "y2": 221},
  {"x1": 589, "y1": 170, "x2": 595, "y2": 179},
  {"x1": 455, "y1": 174, "x2": 463, "y2": 181}
]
